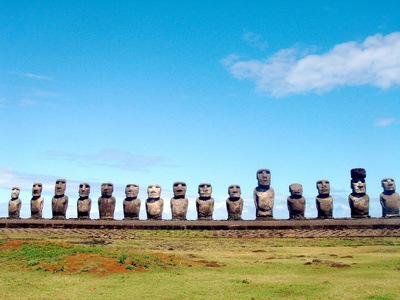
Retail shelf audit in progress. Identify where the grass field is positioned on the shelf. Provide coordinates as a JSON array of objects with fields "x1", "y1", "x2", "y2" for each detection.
[{"x1": 0, "y1": 230, "x2": 399, "y2": 299}]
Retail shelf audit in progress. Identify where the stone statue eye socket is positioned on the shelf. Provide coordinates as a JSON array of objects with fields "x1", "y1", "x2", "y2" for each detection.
[{"x1": 182, "y1": 183, "x2": 186, "y2": 186}]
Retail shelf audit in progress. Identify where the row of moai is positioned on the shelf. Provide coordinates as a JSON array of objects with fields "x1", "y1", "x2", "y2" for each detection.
[{"x1": 7, "y1": 168, "x2": 399, "y2": 220}]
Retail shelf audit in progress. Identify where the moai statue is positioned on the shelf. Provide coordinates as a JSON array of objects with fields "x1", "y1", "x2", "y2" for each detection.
[
  {"x1": 77, "y1": 183, "x2": 91, "y2": 219},
  {"x1": 98, "y1": 183, "x2": 115, "y2": 220},
  {"x1": 226, "y1": 184, "x2": 243, "y2": 221},
  {"x1": 315, "y1": 180, "x2": 333, "y2": 219},
  {"x1": 123, "y1": 184, "x2": 141, "y2": 220},
  {"x1": 31, "y1": 183, "x2": 44, "y2": 219},
  {"x1": 348, "y1": 168, "x2": 370, "y2": 218},
  {"x1": 8, "y1": 187, "x2": 21, "y2": 219},
  {"x1": 253, "y1": 169, "x2": 274, "y2": 220},
  {"x1": 145, "y1": 184, "x2": 163, "y2": 220},
  {"x1": 196, "y1": 183, "x2": 214, "y2": 220},
  {"x1": 380, "y1": 178, "x2": 399, "y2": 218},
  {"x1": 52, "y1": 179, "x2": 68, "y2": 219},
  {"x1": 287, "y1": 183, "x2": 306, "y2": 220},
  {"x1": 170, "y1": 182, "x2": 188, "y2": 220}
]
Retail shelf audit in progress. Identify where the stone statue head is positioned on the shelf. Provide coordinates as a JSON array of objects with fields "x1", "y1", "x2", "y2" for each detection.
[
  {"x1": 198, "y1": 183, "x2": 212, "y2": 199},
  {"x1": 147, "y1": 184, "x2": 161, "y2": 199},
  {"x1": 289, "y1": 183, "x2": 303, "y2": 198},
  {"x1": 173, "y1": 182, "x2": 186, "y2": 198},
  {"x1": 316, "y1": 180, "x2": 330, "y2": 196},
  {"x1": 350, "y1": 168, "x2": 366, "y2": 195},
  {"x1": 11, "y1": 187, "x2": 20, "y2": 199},
  {"x1": 125, "y1": 184, "x2": 139, "y2": 198},
  {"x1": 381, "y1": 178, "x2": 396, "y2": 194},
  {"x1": 101, "y1": 183, "x2": 114, "y2": 197},
  {"x1": 55, "y1": 179, "x2": 66, "y2": 196},
  {"x1": 32, "y1": 183, "x2": 42, "y2": 197},
  {"x1": 257, "y1": 169, "x2": 270, "y2": 187},
  {"x1": 79, "y1": 183, "x2": 90, "y2": 198},
  {"x1": 228, "y1": 184, "x2": 241, "y2": 199}
]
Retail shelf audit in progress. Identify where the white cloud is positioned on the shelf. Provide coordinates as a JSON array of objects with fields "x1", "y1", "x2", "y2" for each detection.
[
  {"x1": 374, "y1": 118, "x2": 396, "y2": 127},
  {"x1": 242, "y1": 31, "x2": 268, "y2": 50},
  {"x1": 19, "y1": 98, "x2": 37, "y2": 106},
  {"x1": 225, "y1": 32, "x2": 400, "y2": 96},
  {"x1": 9, "y1": 71, "x2": 52, "y2": 81}
]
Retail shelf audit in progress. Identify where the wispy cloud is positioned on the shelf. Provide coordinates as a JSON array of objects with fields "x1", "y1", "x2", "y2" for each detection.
[
  {"x1": 19, "y1": 98, "x2": 37, "y2": 106},
  {"x1": 225, "y1": 32, "x2": 400, "y2": 96},
  {"x1": 45, "y1": 148, "x2": 168, "y2": 171},
  {"x1": 374, "y1": 118, "x2": 396, "y2": 127},
  {"x1": 242, "y1": 31, "x2": 268, "y2": 50},
  {"x1": 9, "y1": 71, "x2": 52, "y2": 81}
]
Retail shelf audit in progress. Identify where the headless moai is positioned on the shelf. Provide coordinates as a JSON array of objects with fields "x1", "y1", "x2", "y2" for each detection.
[
  {"x1": 123, "y1": 184, "x2": 141, "y2": 220},
  {"x1": 287, "y1": 183, "x2": 306, "y2": 220},
  {"x1": 8, "y1": 187, "x2": 21, "y2": 219},
  {"x1": 226, "y1": 184, "x2": 243, "y2": 221},
  {"x1": 52, "y1": 179, "x2": 68, "y2": 219},
  {"x1": 380, "y1": 178, "x2": 399, "y2": 218},
  {"x1": 254, "y1": 169, "x2": 274, "y2": 220},
  {"x1": 348, "y1": 168, "x2": 370, "y2": 218},
  {"x1": 315, "y1": 180, "x2": 333, "y2": 219},
  {"x1": 146, "y1": 184, "x2": 163, "y2": 220},
  {"x1": 31, "y1": 183, "x2": 44, "y2": 219},
  {"x1": 196, "y1": 183, "x2": 214, "y2": 220},
  {"x1": 98, "y1": 183, "x2": 115, "y2": 220},
  {"x1": 170, "y1": 182, "x2": 188, "y2": 220},
  {"x1": 77, "y1": 183, "x2": 91, "y2": 219}
]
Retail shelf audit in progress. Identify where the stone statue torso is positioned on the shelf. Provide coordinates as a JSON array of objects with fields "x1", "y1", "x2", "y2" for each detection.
[
  {"x1": 196, "y1": 198, "x2": 214, "y2": 220},
  {"x1": 348, "y1": 194, "x2": 369, "y2": 217},
  {"x1": 8, "y1": 198, "x2": 21, "y2": 218},
  {"x1": 146, "y1": 198, "x2": 163, "y2": 220},
  {"x1": 123, "y1": 198, "x2": 141, "y2": 219},
  {"x1": 254, "y1": 187, "x2": 274, "y2": 217},
  {"x1": 31, "y1": 197, "x2": 44, "y2": 218},
  {"x1": 170, "y1": 197, "x2": 188, "y2": 220},
  {"x1": 287, "y1": 196, "x2": 306, "y2": 219},
  {"x1": 380, "y1": 192, "x2": 400, "y2": 217},
  {"x1": 98, "y1": 196, "x2": 116, "y2": 219},
  {"x1": 52, "y1": 195, "x2": 69, "y2": 219},
  {"x1": 226, "y1": 198, "x2": 243, "y2": 220},
  {"x1": 315, "y1": 196, "x2": 333, "y2": 218}
]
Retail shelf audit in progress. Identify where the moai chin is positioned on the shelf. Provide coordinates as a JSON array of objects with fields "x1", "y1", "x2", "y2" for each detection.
[
  {"x1": 8, "y1": 187, "x2": 21, "y2": 219},
  {"x1": 145, "y1": 184, "x2": 163, "y2": 220},
  {"x1": 170, "y1": 182, "x2": 188, "y2": 220},
  {"x1": 253, "y1": 169, "x2": 274, "y2": 220},
  {"x1": 77, "y1": 183, "x2": 91, "y2": 219},
  {"x1": 287, "y1": 183, "x2": 306, "y2": 220},
  {"x1": 52, "y1": 179, "x2": 68, "y2": 219},
  {"x1": 98, "y1": 183, "x2": 115, "y2": 220},
  {"x1": 348, "y1": 168, "x2": 370, "y2": 218},
  {"x1": 226, "y1": 184, "x2": 243, "y2": 221},
  {"x1": 380, "y1": 178, "x2": 399, "y2": 218},
  {"x1": 123, "y1": 184, "x2": 141, "y2": 220},
  {"x1": 315, "y1": 180, "x2": 333, "y2": 219},
  {"x1": 31, "y1": 183, "x2": 44, "y2": 219},
  {"x1": 196, "y1": 183, "x2": 214, "y2": 220}
]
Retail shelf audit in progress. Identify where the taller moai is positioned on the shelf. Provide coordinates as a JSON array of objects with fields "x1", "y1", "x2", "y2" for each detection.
[
  {"x1": 348, "y1": 168, "x2": 370, "y2": 218},
  {"x1": 254, "y1": 169, "x2": 274, "y2": 220},
  {"x1": 123, "y1": 184, "x2": 141, "y2": 220},
  {"x1": 170, "y1": 182, "x2": 188, "y2": 220},
  {"x1": 98, "y1": 183, "x2": 116, "y2": 220},
  {"x1": 31, "y1": 183, "x2": 44, "y2": 219},
  {"x1": 145, "y1": 184, "x2": 163, "y2": 220},
  {"x1": 52, "y1": 179, "x2": 68, "y2": 219},
  {"x1": 196, "y1": 183, "x2": 214, "y2": 220}
]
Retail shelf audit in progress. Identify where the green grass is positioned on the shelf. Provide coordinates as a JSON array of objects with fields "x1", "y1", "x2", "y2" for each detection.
[{"x1": 0, "y1": 231, "x2": 399, "y2": 299}]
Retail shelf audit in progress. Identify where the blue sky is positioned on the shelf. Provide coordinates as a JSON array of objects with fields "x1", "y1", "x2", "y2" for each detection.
[{"x1": 1, "y1": 0, "x2": 399, "y2": 220}]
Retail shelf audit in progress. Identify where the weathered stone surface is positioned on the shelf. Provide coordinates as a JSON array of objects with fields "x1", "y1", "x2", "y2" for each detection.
[
  {"x1": 349, "y1": 168, "x2": 370, "y2": 218},
  {"x1": 77, "y1": 183, "x2": 91, "y2": 219},
  {"x1": 226, "y1": 184, "x2": 243, "y2": 220},
  {"x1": 315, "y1": 180, "x2": 333, "y2": 219},
  {"x1": 287, "y1": 183, "x2": 306, "y2": 220},
  {"x1": 145, "y1": 184, "x2": 163, "y2": 220},
  {"x1": 31, "y1": 183, "x2": 44, "y2": 219},
  {"x1": 380, "y1": 178, "x2": 399, "y2": 218},
  {"x1": 196, "y1": 183, "x2": 214, "y2": 220},
  {"x1": 52, "y1": 179, "x2": 68, "y2": 219},
  {"x1": 253, "y1": 169, "x2": 274, "y2": 220},
  {"x1": 98, "y1": 183, "x2": 115, "y2": 220},
  {"x1": 8, "y1": 187, "x2": 21, "y2": 219},
  {"x1": 170, "y1": 182, "x2": 188, "y2": 220},
  {"x1": 123, "y1": 184, "x2": 140, "y2": 220}
]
